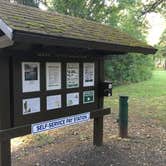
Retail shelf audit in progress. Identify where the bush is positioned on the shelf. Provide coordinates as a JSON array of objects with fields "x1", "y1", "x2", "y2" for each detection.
[{"x1": 104, "y1": 53, "x2": 154, "y2": 85}]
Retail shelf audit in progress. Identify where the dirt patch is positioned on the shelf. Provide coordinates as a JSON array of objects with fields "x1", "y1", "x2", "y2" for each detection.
[{"x1": 11, "y1": 114, "x2": 166, "y2": 166}]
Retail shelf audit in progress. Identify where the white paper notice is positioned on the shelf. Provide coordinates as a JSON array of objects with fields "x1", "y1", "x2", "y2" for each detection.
[
  {"x1": 22, "y1": 62, "x2": 40, "y2": 93},
  {"x1": 83, "y1": 63, "x2": 95, "y2": 87},
  {"x1": 66, "y1": 63, "x2": 79, "y2": 88},
  {"x1": 67, "y1": 92, "x2": 79, "y2": 106},
  {"x1": 46, "y1": 63, "x2": 61, "y2": 90},
  {"x1": 47, "y1": 95, "x2": 61, "y2": 110},
  {"x1": 23, "y1": 98, "x2": 40, "y2": 115}
]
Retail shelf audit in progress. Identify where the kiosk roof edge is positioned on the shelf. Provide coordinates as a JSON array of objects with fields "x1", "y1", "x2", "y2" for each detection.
[{"x1": 0, "y1": 1, "x2": 157, "y2": 54}]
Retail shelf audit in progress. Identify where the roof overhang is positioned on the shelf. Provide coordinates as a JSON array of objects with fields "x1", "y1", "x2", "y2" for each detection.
[
  {"x1": 12, "y1": 30, "x2": 157, "y2": 54},
  {"x1": 0, "y1": 19, "x2": 14, "y2": 48},
  {"x1": 0, "y1": 19, "x2": 13, "y2": 40},
  {"x1": 0, "y1": 19, "x2": 157, "y2": 54},
  {"x1": 0, "y1": 35, "x2": 14, "y2": 48}
]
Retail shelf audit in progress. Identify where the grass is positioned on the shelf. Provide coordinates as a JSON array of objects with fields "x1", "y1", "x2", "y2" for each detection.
[{"x1": 104, "y1": 70, "x2": 166, "y2": 128}]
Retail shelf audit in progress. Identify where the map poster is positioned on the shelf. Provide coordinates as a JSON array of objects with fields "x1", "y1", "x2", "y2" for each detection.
[
  {"x1": 67, "y1": 92, "x2": 79, "y2": 106},
  {"x1": 83, "y1": 63, "x2": 95, "y2": 87},
  {"x1": 66, "y1": 63, "x2": 79, "y2": 88},
  {"x1": 83, "y1": 90, "x2": 95, "y2": 104},
  {"x1": 47, "y1": 95, "x2": 61, "y2": 110},
  {"x1": 22, "y1": 62, "x2": 40, "y2": 93},
  {"x1": 23, "y1": 98, "x2": 40, "y2": 115},
  {"x1": 46, "y1": 63, "x2": 61, "y2": 90}
]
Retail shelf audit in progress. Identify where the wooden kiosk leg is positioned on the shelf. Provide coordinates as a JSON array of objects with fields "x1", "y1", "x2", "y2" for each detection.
[
  {"x1": 0, "y1": 56, "x2": 12, "y2": 166},
  {"x1": 0, "y1": 140, "x2": 11, "y2": 166},
  {"x1": 93, "y1": 116, "x2": 103, "y2": 146}
]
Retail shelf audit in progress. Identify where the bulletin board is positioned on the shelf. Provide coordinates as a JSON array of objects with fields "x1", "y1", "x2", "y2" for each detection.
[{"x1": 11, "y1": 55, "x2": 100, "y2": 126}]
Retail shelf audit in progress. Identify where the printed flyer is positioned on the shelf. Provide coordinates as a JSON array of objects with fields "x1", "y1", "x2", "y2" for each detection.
[
  {"x1": 46, "y1": 63, "x2": 61, "y2": 90},
  {"x1": 22, "y1": 62, "x2": 40, "y2": 93},
  {"x1": 47, "y1": 95, "x2": 61, "y2": 110},
  {"x1": 23, "y1": 98, "x2": 40, "y2": 115},
  {"x1": 66, "y1": 63, "x2": 79, "y2": 88},
  {"x1": 83, "y1": 90, "x2": 95, "y2": 104},
  {"x1": 83, "y1": 63, "x2": 95, "y2": 87},
  {"x1": 67, "y1": 92, "x2": 79, "y2": 106}
]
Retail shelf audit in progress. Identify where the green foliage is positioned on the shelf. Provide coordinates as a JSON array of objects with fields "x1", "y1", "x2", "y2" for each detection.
[
  {"x1": 105, "y1": 54, "x2": 154, "y2": 85},
  {"x1": 154, "y1": 29, "x2": 166, "y2": 69},
  {"x1": 50, "y1": 0, "x2": 107, "y2": 22},
  {"x1": 158, "y1": 30, "x2": 166, "y2": 57}
]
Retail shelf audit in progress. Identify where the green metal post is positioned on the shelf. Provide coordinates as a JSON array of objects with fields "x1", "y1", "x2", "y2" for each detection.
[{"x1": 119, "y1": 96, "x2": 129, "y2": 138}]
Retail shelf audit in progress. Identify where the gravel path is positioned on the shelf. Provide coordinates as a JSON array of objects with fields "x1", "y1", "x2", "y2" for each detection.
[{"x1": 11, "y1": 114, "x2": 166, "y2": 166}]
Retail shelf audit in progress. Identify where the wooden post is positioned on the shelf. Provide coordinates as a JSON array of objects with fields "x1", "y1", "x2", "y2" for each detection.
[
  {"x1": 93, "y1": 116, "x2": 103, "y2": 146},
  {"x1": 0, "y1": 141, "x2": 11, "y2": 166},
  {"x1": 93, "y1": 57, "x2": 104, "y2": 146},
  {"x1": 0, "y1": 53, "x2": 11, "y2": 166}
]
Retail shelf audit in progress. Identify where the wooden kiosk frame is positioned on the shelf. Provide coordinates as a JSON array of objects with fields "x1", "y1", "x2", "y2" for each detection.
[{"x1": 0, "y1": 1, "x2": 156, "y2": 166}]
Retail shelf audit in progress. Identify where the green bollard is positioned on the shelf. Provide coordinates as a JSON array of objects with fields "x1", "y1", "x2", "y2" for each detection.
[{"x1": 119, "y1": 96, "x2": 129, "y2": 138}]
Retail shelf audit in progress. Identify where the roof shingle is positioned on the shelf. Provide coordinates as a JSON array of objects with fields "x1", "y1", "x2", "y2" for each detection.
[{"x1": 0, "y1": 1, "x2": 156, "y2": 53}]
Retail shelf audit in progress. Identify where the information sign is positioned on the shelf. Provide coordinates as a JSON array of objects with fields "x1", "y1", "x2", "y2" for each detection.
[{"x1": 32, "y1": 112, "x2": 90, "y2": 134}]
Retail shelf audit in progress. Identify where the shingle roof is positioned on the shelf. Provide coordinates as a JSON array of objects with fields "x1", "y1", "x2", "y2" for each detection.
[{"x1": 0, "y1": 1, "x2": 156, "y2": 54}]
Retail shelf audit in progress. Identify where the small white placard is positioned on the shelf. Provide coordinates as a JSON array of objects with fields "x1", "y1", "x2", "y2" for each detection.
[
  {"x1": 67, "y1": 92, "x2": 79, "y2": 106},
  {"x1": 66, "y1": 63, "x2": 79, "y2": 88},
  {"x1": 31, "y1": 112, "x2": 90, "y2": 134},
  {"x1": 46, "y1": 63, "x2": 61, "y2": 90},
  {"x1": 22, "y1": 62, "x2": 40, "y2": 93},
  {"x1": 83, "y1": 63, "x2": 95, "y2": 87},
  {"x1": 23, "y1": 98, "x2": 40, "y2": 115},
  {"x1": 47, "y1": 95, "x2": 61, "y2": 110}
]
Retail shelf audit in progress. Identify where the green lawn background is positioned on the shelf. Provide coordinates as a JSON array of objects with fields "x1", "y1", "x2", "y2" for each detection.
[{"x1": 105, "y1": 70, "x2": 166, "y2": 128}]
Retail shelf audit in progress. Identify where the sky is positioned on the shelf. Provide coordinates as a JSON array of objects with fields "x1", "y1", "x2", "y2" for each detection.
[{"x1": 146, "y1": 13, "x2": 166, "y2": 46}]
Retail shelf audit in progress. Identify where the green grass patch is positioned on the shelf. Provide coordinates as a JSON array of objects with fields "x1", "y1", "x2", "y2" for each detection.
[{"x1": 105, "y1": 70, "x2": 166, "y2": 128}]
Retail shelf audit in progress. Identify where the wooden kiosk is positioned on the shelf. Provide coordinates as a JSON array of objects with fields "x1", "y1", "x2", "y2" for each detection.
[{"x1": 0, "y1": 1, "x2": 156, "y2": 166}]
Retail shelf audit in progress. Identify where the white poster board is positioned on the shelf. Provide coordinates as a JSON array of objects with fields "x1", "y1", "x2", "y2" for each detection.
[
  {"x1": 66, "y1": 63, "x2": 79, "y2": 88},
  {"x1": 46, "y1": 63, "x2": 61, "y2": 90},
  {"x1": 22, "y1": 62, "x2": 40, "y2": 93},
  {"x1": 83, "y1": 63, "x2": 95, "y2": 87},
  {"x1": 23, "y1": 98, "x2": 40, "y2": 115},
  {"x1": 47, "y1": 95, "x2": 61, "y2": 110},
  {"x1": 67, "y1": 92, "x2": 79, "y2": 106}
]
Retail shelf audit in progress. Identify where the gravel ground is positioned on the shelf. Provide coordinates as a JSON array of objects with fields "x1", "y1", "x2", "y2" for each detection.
[{"x1": 11, "y1": 114, "x2": 166, "y2": 166}]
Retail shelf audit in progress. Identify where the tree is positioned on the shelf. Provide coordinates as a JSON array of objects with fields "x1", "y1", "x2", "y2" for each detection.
[
  {"x1": 140, "y1": 0, "x2": 166, "y2": 17},
  {"x1": 49, "y1": 0, "x2": 107, "y2": 22},
  {"x1": 155, "y1": 30, "x2": 166, "y2": 69}
]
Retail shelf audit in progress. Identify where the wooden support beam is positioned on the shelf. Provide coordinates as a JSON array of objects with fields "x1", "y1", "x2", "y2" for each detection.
[
  {"x1": 93, "y1": 116, "x2": 103, "y2": 146},
  {"x1": 0, "y1": 108, "x2": 110, "y2": 141}
]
